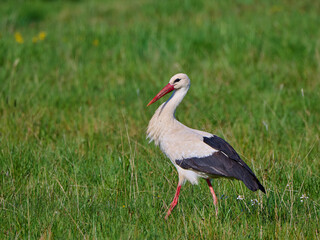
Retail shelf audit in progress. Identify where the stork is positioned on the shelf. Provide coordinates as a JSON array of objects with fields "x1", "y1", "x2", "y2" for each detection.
[{"x1": 147, "y1": 73, "x2": 265, "y2": 219}]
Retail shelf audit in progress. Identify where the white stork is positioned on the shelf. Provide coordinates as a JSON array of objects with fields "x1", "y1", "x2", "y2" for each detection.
[{"x1": 147, "y1": 73, "x2": 265, "y2": 219}]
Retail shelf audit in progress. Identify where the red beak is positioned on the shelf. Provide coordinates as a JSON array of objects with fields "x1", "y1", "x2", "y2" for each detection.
[{"x1": 147, "y1": 83, "x2": 175, "y2": 106}]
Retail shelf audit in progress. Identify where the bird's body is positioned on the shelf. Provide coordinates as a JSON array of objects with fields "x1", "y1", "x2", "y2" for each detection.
[
  {"x1": 147, "y1": 73, "x2": 265, "y2": 219},
  {"x1": 148, "y1": 102, "x2": 214, "y2": 184}
]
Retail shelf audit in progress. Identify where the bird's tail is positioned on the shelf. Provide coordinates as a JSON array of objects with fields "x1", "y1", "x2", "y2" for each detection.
[{"x1": 241, "y1": 173, "x2": 265, "y2": 193}]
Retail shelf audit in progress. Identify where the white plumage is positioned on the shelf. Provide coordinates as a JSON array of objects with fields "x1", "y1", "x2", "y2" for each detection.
[
  {"x1": 147, "y1": 73, "x2": 265, "y2": 219},
  {"x1": 147, "y1": 75, "x2": 216, "y2": 185}
]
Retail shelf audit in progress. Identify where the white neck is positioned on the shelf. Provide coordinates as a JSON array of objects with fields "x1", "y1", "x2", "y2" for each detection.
[
  {"x1": 147, "y1": 86, "x2": 189, "y2": 145},
  {"x1": 161, "y1": 87, "x2": 189, "y2": 117}
]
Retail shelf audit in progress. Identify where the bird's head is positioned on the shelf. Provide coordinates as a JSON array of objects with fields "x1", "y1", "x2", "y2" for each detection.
[
  {"x1": 147, "y1": 73, "x2": 190, "y2": 106},
  {"x1": 169, "y1": 73, "x2": 191, "y2": 90}
]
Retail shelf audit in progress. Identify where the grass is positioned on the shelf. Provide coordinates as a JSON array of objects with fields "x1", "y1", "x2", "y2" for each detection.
[{"x1": 0, "y1": 0, "x2": 319, "y2": 239}]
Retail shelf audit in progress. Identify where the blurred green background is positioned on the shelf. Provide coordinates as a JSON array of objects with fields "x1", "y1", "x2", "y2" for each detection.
[{"x1": 0, "y1": 0, "x2": 319, "y2": 239}]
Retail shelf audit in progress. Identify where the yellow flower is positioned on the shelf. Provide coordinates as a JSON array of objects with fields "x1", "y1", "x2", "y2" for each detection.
[
  {"x1": 38, "y1": 31, "x2": 46, "y2": 40},
  {"x1": 32, "y1": 36, "x2": 38, "y2": 43},
  {"x1": 14, "y1": 32, "x2": 24, "y2": 44},
  {"x1": 122, "y1": 205, "x2": 125, "y2": 208},
  {"x1": 92, "y1": 39, "x2": 99, "y2": 46}
]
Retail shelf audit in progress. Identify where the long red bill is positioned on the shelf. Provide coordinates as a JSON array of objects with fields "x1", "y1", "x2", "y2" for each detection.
[{"x1": 147, "y1": 83, "x2": 175, "y2": 106}]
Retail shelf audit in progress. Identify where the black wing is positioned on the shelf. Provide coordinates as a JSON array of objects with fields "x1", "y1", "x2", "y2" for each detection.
[
  {"x1": 204, "y1": 136, "x2": 256, "y2": 176},
  {"x1": 176, "y1": 135, "x2": 265, "y2": 193}
]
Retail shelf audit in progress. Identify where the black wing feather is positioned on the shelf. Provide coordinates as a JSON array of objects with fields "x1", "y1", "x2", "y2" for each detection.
[
  {"x1": 203, "y1": 136, "x2": 256, "y2": 176},
  {"x1": 176, "y1": 136, "x2": 265, "y2": 193}
]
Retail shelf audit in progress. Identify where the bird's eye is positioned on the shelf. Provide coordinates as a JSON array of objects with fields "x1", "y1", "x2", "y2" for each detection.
[{"x1": 174, "y1": 78, "x2": 181, "y2": 83}]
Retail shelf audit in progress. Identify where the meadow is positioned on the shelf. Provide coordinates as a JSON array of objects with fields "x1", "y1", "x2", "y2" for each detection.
[{"x1": 0, "y1": 0, "x2": 319, "y2": 239}]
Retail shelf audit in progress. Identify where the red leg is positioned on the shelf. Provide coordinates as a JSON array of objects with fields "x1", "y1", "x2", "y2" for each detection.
[
  {"x1": 165, "y1": 184, "x2": 182, "y2": 220},
  {"x1": 206, "y1": 179, "x2": 218, "y2": 216}
]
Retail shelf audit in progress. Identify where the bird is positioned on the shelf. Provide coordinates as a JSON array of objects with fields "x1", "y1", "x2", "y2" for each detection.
[{"x1": 147, "y1": 73, "x2": 265, "y2": 219}]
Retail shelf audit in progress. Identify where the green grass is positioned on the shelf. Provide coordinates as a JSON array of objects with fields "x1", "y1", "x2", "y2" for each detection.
[{"x1": 1, "y1": 0, "x2": 319, "y2": 239}]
